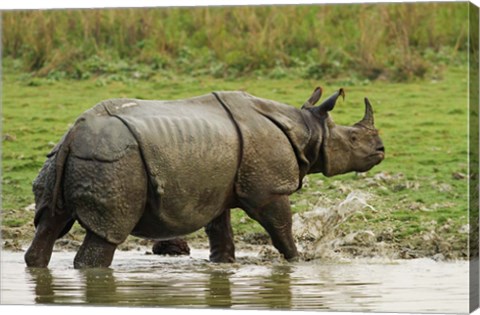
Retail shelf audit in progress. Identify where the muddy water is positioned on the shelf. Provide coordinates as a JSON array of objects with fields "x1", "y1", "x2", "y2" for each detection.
[{"x1": 0, "y1": 249, "x2": 469, "y2": 313}]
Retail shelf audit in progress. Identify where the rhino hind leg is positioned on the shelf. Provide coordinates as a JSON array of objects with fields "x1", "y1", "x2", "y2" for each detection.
[
  {"x1": 25, "y1": 209, "x2": 75, "y2": 268},
  {"x1": 242, "y1": 196, "x2": 299, "y2": 262},
  {"x1": 74, "y1": 230, "x2": 117, "y2": 269},
  {"x1": 64, "y1": 147, "x2": 148, "y2": 268},
  {"x1": 205, "y1": 209, "x2": 235, "y2": 263}
]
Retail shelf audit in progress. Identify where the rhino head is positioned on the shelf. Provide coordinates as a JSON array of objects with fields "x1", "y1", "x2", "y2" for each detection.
[{"x1": 302, "y1": 87, "x2": 385, "y2": 177}]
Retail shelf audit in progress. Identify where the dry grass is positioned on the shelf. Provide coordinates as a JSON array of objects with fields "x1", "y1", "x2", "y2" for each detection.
[{"x1": 2, "y1": 3, "x2": 469, "y2": 80}]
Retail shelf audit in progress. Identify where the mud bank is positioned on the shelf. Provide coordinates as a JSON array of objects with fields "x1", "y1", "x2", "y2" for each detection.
[
  {"x1": 235, "y1": 191, "x2": 467, "y2": 262},
  {"x1": 2, "y1": 191, "x2": 467, "y2": 262},
  {"x1": 289, "y1": 191, "x2": 467, "y2": 261}
]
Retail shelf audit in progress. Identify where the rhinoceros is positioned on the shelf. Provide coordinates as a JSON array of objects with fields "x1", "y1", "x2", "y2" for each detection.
[{"x1": 25, "y1": 87, "x2": 384, "y2": 268}]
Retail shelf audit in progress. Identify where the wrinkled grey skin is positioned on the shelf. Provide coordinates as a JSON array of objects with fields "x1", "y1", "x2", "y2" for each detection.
[{"x1": 25, "y1": 88, "x2": 384, "y2": 268}]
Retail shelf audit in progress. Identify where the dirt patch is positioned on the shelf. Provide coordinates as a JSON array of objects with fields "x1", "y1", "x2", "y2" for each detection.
[
  {"x1": 287, "y1": 189, "x2": 465, "y2": 261},
  {"x1": 2, "y1": 186, "x2": 468, "y2": 261},
  {"x1": 1, "y1": 224, "x2": 466, "y2": 262}
]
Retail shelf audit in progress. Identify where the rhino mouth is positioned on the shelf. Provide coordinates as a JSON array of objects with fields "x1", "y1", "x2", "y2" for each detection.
[
  {"x1": 376, "y1": 146, "x2": 385, "y2": 161},
  {"x1": 366, "y1": 148, "x2": 385, "y2": 168},
  {"x1": 368, "y1": 147, "x2": 384, "y2": 156}
]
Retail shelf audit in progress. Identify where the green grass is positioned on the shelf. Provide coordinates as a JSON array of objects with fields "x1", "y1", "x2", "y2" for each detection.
[{"x1": 1, "y1": 62, "x2": 470, "y2": 257}]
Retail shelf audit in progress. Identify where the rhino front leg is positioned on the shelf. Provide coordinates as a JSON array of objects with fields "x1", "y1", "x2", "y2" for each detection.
[
  {"x1": 205, "y1": 209, "x2": 235, "y2": 263},
  {"x1": 25, "y1": 210, "x2": 75, "y2": 268},
  {"x1": 243, "y1": 196, "x2": 299, "y2": 262}
]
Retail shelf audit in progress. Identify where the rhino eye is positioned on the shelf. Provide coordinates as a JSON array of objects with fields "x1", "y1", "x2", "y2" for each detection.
[{"x1": 350, "y1": 131, "x2": 358, "y2": 142}]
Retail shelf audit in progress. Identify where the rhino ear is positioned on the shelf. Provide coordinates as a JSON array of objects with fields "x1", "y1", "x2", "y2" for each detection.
[
  {"x1": 301, "y1": 87, "x2": 323, "y2": 109},
  {"x1": 312, "y1": 88, "x2": 345, "y2": 116}
]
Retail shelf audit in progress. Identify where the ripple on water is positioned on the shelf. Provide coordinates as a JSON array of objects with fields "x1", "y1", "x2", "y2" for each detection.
[{"x1": 0, "y1": 250, "x2": 469, "y2": 313}]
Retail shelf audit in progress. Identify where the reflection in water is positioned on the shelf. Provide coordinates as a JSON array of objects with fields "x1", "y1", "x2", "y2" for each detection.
[
  {"x1": 25, "y1": 258, "x2": 297, "y2": 308},
  {"x1": 27, "y1": 268, "x2": 55, "y2": 304},
  {"x1": 2, "y1": 250, "x2": 469, "y2": 313},
  {"x1": 205, "y1": 270, "x2": 232, "y2": 308},
  {"x1": 260, "y1": 265, "x2": 292, "y2": 309},
  {"x1": 82, "y1": 268, "x2": 117, "y2": 305}
]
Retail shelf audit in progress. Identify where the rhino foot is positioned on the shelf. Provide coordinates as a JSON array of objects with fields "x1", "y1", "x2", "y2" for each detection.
[
  {"x1": 286, "y1": 255, "x2": 300, "y2": 263},
  {"x1": 209, "y1": 253, "x2": 235, "y2": 263},
  {"x1": 74, "y1": 230, "x2": 117, "y2": 269},
  {"x1": 205, "y1": 209, "x2": 236, "y2": 263},
  {"x1": 25, "y1": 209, "x2": 74, "y2": 268},
  {"x1": 152, "y1": 239, "x2": 190, "y2": 256}
]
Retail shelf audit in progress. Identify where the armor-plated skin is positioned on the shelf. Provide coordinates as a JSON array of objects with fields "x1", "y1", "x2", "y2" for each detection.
[{"x1": 25, "y1": 89, "x2": 385, "y2": 268}]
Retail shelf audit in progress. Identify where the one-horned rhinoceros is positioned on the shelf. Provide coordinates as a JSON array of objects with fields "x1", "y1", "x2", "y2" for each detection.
[{"x1": 25, "y1": 87, "x2": 384, "y2": 268}]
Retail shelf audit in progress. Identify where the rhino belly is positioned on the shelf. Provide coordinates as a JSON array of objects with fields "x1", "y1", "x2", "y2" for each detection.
[{"x1": 131, "y1": 166, "x2": 237, "y2": 239}]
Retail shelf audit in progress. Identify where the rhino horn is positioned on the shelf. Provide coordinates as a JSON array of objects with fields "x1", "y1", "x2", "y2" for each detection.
[
  {"x1": 301, "y1": 86, "x2": 323, "y2": 109},
  {"x1": 312, "y1": 88, "x2": 345, "y2": 116},
  {"x1": 357, "y1": 97, "x2": 375, "y2": 127}
]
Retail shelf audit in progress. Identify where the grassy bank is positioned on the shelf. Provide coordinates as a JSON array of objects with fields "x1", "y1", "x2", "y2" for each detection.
[
  {"x1": 2, "y1": 3, "x2": 468, "y2": 81},
  {"x1": 1, "y1": 58, "x2": 470, "y2": 259}
]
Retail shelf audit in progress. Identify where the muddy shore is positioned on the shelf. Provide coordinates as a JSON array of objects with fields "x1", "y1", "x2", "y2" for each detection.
[
  {"x1": 1, "y1": 229, "x2": 466, "y2": 263},
  {"x1": 2, "y1": 209, "x2": 467, "y2": 263}
]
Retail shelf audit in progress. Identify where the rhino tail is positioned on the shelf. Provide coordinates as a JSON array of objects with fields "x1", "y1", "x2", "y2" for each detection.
[{"x1": 49, "y1": 125, "x2": 76, "y2": 217}]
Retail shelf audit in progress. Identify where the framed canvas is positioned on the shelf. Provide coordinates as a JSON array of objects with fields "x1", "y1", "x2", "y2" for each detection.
[{"x1": 1, "y1": 1, "x2": 479, "y2": 314}]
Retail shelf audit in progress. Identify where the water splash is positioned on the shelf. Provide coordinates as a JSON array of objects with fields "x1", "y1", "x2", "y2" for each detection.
[{"x1": 290, "y1": 191, "x2": 389, "y2": 261}]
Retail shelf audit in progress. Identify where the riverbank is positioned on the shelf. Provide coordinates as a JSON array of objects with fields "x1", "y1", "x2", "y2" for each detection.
[{"x1": 2, "y1": 186, "x2": 469, "y2": 261}]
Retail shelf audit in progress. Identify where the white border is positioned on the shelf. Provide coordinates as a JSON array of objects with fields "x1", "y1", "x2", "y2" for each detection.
[
  {"x1": 0, "y1": 0, "x2": 476, "y2": 10},
  {"x1": 1, "y1": 1, "x2": 478, "y2": 315}
]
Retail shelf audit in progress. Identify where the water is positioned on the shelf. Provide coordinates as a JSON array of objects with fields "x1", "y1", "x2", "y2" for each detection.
[{"x1": 0, "y1": 249, "x2": 469, "y2": 313}]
